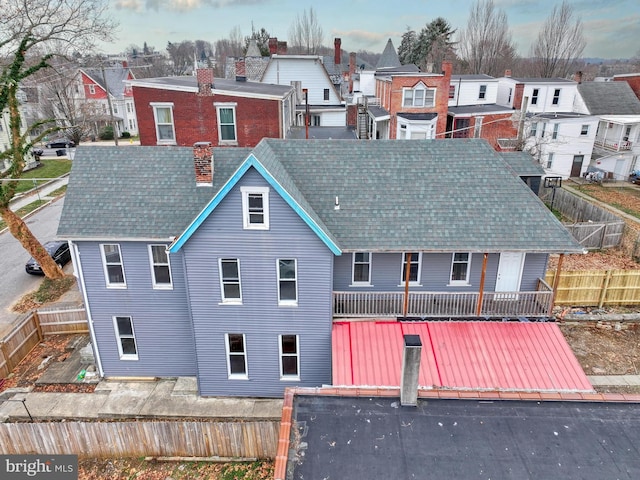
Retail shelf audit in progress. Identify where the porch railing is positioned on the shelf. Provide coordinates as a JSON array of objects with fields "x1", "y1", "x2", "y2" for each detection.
[
  {"x1": 594, "y1": 138, "x2": 632, "y2": 151},
  {"x1": 333, "y1": 279, "x2": 553, "y2": 319}
]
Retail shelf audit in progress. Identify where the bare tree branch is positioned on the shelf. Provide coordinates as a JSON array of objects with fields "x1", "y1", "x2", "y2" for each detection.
[{"x1": 288, "y1": 7, "x2": 324, "y2": 55}]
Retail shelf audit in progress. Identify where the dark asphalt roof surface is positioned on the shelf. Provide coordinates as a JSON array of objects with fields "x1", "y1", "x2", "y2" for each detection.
[{"x1": 290, "y1": 396, "x2": 640, "y2": 479}]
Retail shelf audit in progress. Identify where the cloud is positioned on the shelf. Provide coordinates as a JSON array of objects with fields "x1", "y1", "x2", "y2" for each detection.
[
  {"x1": 115, "y1": 0, "x2": 264, "y2": 12},
  {"x1": 581, "y1": 14, "x2": 640, "y2": 58},
  {"x1": 332, "y1": 29, "x2": 402, "y2": 51}
]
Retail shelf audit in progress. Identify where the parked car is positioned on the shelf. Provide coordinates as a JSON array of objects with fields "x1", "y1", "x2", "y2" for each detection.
[
  {"x1": 25, "y1": 240, "x2": 71, "y2": 275},
  {"x1": 630, "y1": 170, "x2": 640, "y2": 185},
  {"x1": 45, "y1": 138, "x2": 75, "y2": 149}
]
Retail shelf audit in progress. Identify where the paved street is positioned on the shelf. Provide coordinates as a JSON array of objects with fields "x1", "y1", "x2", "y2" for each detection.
[{"x1": 0, "y1": 189, "x2": 67, "y2": 337}]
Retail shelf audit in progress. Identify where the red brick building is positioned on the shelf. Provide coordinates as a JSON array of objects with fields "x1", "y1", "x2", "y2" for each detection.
[
  {"x1": 129, "y1": 69, "x2": 296, "y2": 147},
  {"x1": 614, "y1": 73, "x2": 640, "y2": 101}
]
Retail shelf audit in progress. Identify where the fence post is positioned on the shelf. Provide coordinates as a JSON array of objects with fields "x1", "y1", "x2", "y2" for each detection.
[
  {"x1": 1, "y1": 341, "x2": 14, "y2": 372},
  {"x1": 33, "y1": 311, "x2": 43, "y2": 341},
  {"x1": 598, "y1": 270, "x2": 613, "y2": 309}
]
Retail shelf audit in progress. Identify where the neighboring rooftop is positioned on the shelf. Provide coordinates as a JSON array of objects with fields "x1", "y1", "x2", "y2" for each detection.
[
  {"x1": 127, "y1": 76, "x2": 293, "y2": 98},
  {"x1": 376, "y1": 38, "x2": 402, "y2": 69},
  {"x1": 499, "y1": 151, "x2": 546, "y2": 177},
  {"x1": 287, "y1": 395, "x2": 640, "y2": 480},
  {"x1": 577, "y1": 81, "x2": 640, "y2": 115},
  {"x1": 503, "y1": 77, "x2": 576, "y2": 83},
  {"x1": 448, "y1": 104, "x2": 514, "y2": 115},
  {"x1": 83, "y1": 67, "x2": 132, "y2": 97},
  {"x1": 451, "y1": 74, "x2": 496, "y2": 81}
]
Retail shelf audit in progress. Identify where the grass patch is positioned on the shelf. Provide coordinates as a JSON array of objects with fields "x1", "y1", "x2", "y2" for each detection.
[
  {"x1": 47, "y1": 185, "x2": 67, "y2": 197},
  {"x1": 0, "y1": 200, "x2": 46, "y2": 231},
  {"x1": 12, "y1": 159, "x2": 72, "y2": 194},
  {"x1": 13, "y1": 276, "x2": 76, "y2": 313}
]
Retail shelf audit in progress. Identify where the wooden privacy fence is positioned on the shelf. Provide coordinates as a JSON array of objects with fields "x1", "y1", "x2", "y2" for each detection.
[
  {"x1": 541, "y1": 188, "x2": 625, "y2": 249},
  {"x1": 0, "y1": 306, "x2": 88, "y2": 378},
  {"x1": 0, "y1": 420, "x2": 280, "y2": 459},
  {"x1": 545, "y1": 269, "x2": 640, "y2": 307}
]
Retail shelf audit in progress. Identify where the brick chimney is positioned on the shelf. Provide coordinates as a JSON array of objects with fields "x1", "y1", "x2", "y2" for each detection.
[
  {"x1": 278, "y1": 40, "x2": 288, "y2": 54},
  {"x1": 269, "y1": 37, "x2": 278, "y2": 55},
  {"x1": 573, "y1": 71, "x2": 583, "y2": 84},
  {"x1": 334, "y1": 38, "x2": 341, "y2": 65},
  {"x1": 400, "y1": 335, "x2": 422, "y2": 407},
  {"x1": 196, "y1": 68, "x2": 214, "y2": 95},
  {"x1": 193, "y1": 142, "x2": 213, "y2": 186},
  {"x1": 441, "y1": 60, "x2": 452, "y2": 81},
  {"x1": 505, "y1": 69, "x2": 512, "y2": 77},
  {"x1": 236, "y1": 59, "x2": 246, "y2": 82},
  {"x1": 349, "y1": 52, "x2": 356, "y2": 93}
]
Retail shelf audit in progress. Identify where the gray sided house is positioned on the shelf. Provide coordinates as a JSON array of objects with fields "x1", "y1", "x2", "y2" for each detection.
[{"x1": 57, "y1": 139, "x2": 582, "y2": 397}]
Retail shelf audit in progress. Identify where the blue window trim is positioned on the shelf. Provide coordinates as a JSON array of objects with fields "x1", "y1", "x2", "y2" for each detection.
[{"x1": 168, "y1": 154, "x2": 342, "y2": 255}]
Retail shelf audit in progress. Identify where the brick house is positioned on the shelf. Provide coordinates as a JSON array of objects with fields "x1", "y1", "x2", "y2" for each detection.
[{"x1": 129, "y1": 69, "x2": 296, "y2": 147}]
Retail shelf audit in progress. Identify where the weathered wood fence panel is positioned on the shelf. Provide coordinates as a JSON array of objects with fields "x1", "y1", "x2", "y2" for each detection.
[
  {"x1": 541, "y1": 188, "x2": 625, "y2": 249},
  {"x1": 0, "y1": 308, "x2": 88, "y2": 379},
  {"x1": 0, "y1": 420, "x2": 279, "y2": 459},
  {"x1": 546, "y1": 269, "x2": 640, "y2": 307}
]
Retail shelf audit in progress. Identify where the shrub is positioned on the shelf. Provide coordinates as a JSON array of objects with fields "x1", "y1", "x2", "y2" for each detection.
[
  {"x1": 99, "y1": 125, "x2": 114, "y2": 140},
  {"x1": 121, "y1": 131, "x2": 131, "y2": 138}
]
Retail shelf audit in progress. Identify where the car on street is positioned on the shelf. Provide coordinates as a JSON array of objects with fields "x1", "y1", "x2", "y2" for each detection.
[
  {"x1": 25, "y1": 240, "x2": 71, "y2": 275},
  {"x1": 45, "y1": 138, "x2": 76, "y2": 149}
]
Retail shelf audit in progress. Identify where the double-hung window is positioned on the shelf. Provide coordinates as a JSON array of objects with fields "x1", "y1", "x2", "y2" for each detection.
[
  {"x1": 530, "y1": 122, "x2": 538, "y2": 137},
  {"x1": 241, "y1": 186, "x2": 270, "y2": 229},
  {"x1": 552, "y1": 89, "x2": 561, "y2": 105},
  {"x1": 323, "y1": 88, "x2": 330, "y2": 101},
  {"x1": 450, "y1": 252, "x2": 471, "y2": 285},
  {"x1": 352, "y1": 252, "x2": 372, "y2": 285},
  {"x1": 113, "y1": 316, "x2": 138, "y2": 360},
  {"x1": 531, "y1": 88, "x2": 539, "y2": 105},
  {"x1": 580, "y1": 124, "x2": 589, "y2": 136},
  {"x1": 403, "y1": 84, "x2": 435, "y2": 107},
  {"x1": 149, "y1": 245, "x2": 172, "y2": 289},
  {"x1": 401, "y1": 252, "x2": 421, "y2": 285},
  {"x1": 219, "y1": 258, "x2": 242, "y2": 303},
  {"x1": 101, "y1": 244, "x2": 126, "y2": 288},
  {"x1": 151, "y1": 102, "x2": 175, "y2": 144},
  {"x1": 546, "y1": 152, "x2": 554, "y2": 169},
  {"x1": 552, "y1": 123, "x2": 559, "y2": 140},
  {"x1": 279, "y1": 335, "x2": 300, "y2": 380},
  {"x1": 226, "y1": 333, "x2": 248, "y2": 379},
  {"x1": 448, "y1": 85, "x2": 456, "y2": 99},
  {"x1": 215, "y1": 103, "x2": 237, "y2": 144},
  {"x1": 277, "y1": 259, "x2": 298, "y2": 305},
  {"x1": 479, "y1": 85, "x2": 487, "y2": 100}
]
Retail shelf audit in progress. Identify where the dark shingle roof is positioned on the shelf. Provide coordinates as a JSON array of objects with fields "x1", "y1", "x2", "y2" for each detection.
[
  {"x1": 376, "y1": 39, "x2": 401, "y2": 69},
  {"x1": 448, "y1": 104, "x2": 513, "y2": 115},
  {"x1": 499, "y1": 152, "x2": 546, "y2": 177},
  {"x1": 83, "y1": 68, "x2": 132, "y2": 98},
  {"x1": 58, "y1": 139, "x2": 582, "y2": 254},
  {"x1": 577, "y1": 82, "x2": 640, "y2": 115},
  {"x1": 128, "y1": 76, "x2": 293, "y2": 98}
]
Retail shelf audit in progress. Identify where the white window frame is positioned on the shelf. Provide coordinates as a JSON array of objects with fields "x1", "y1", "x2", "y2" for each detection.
[
  {"x1": 279, "y1": 334, "x2": 300, "y2": 380},
  {"x1": 403, "y1": 83, "x2": 435, "y2": 107},
  {"x1": 113, "y1": 316, "x2": 138, "y2": 360},
  {"x1": 88, "y1": 84, "x2": 96, "y2": 95},
  {"x1": 148, "y1": 244, "x2": 172, "y2": 290},
  {"x1": 580, "y1": 124, "x2": 589, "y2": 136},
  {"x1": 225, "y1": 333, "x2": 248, "y2": 379},
  {"x1": 399, "y1": 252, "x2": 422, "y2": 286},
  {"x1": 323, "y1": 89, "x2": 330, "y2": 101},
  {"x1": 552, "y1": 123, "x2": 559, "y2": 140},
  {"x1": 151, "y1": 102, "x2": 176, "y2": 145},
  {"x1": 351, "y1": 252, "x2": 372, "y2": 286},
  {"x1": 546, "y1": 152, "x2": 554, "y2": 169},
  {"x1": 552, "y1": 89, "x2": 561, "y2": 105},
  {"x1": 507, "y1": 88, "x2": 512, "y2": 104},
  {"x1": 100, "y1": 244, "x2": 127, "y2": 289},
  {"x1": 277, "y1": 258, "x2": 298, "y2": 306},
  {"x1": 219, "y1": 258, "x2": 242, "y2": 304},
  {"x1": 449, "y1": 252, "x2": 472, "y2": 286},
  {"x1": 474, "y1": 117, "x2": 484, "y2": 138},
  {"x1": 478, "y1": 85, "x2": 487, "y2": 100},
  {"x1": 530, "y1": 122, "x2": 538, "y2": 137},
  {"x1": 531, "y1": 88, "x2": 539, "y2": 105},
  {"x1": 215, "y1": 102, "x2": 238, "y2": 144},
  {"x1": 241, "y1": 186, "x2": 270, "y2": 230}
]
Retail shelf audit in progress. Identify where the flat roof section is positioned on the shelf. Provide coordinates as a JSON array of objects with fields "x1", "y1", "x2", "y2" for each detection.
[
  {"x1": 289, "y1": 396, "x2": 640, "y2": 480},
  {"x1": 332, "y1": 321, "x2": 593, "y2": 392}
]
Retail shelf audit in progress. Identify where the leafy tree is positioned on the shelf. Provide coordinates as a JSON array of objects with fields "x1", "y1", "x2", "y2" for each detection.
[
  {"x1": 244, "y1": 25, "x2": 271, "y2": 56},
  {"x1": 529, "y1": 1, "x2": 585, "y2": 78},
  {"x1": 397, "y1": 18, "x2": 457, "y2": 71},
  {"x1": 0, "y1": 0, "x2": 115, "y2": 279},
  {"x1": 457, "y1": 0, "x2": 518, "y2": 77},
  {"x1": 288, "y1": 7, "x2": 324, "y2": 54},
  {"x1": 398, "y1": 28, "x2": 417, "y2": 65}
]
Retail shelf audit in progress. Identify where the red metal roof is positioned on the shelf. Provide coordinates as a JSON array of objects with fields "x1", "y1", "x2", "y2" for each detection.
[{"x1": 332, "y1": 321, "x2": 593, "y2": 392}]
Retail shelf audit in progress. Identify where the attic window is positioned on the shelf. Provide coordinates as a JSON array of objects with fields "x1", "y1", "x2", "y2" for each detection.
[
  {"x1": 241, "y1": 186, "x2": 270, "y2": 230},
  {"x1": 88, "y1": 84, "x2": 95, "y2": 95},
  {"x1": 403, "y1": 84, "x2": 435, "y2": 107}
]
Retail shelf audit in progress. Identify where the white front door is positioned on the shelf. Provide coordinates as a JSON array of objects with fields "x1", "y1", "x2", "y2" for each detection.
[{"x1": 495, "y1": 252, "x2": 525, "y2": 293}]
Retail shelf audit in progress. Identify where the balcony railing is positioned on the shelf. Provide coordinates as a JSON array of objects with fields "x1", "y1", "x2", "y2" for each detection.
[
  {"x1": 594, "y1": 138, "x2": 632, "y2": 152},
  {"x1": 333, "y1": 279, "x2": 554, "y2": 319}
]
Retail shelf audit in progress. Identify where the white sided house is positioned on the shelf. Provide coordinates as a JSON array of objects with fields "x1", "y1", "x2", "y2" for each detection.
[
  {"x1": 261, "y1": 55, "x2": 346, "y2": 127},
  {"x1": 448, "y1": 74, "x2": 499, "y2": 108},
  {"x1": 497, "y1": 76, "x2": 578, "y2": 114}
]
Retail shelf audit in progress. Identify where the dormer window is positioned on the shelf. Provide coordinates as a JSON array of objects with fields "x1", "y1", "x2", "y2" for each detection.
[
  {"x1": 403, "y1": 83, "x2": 435, "y2": 107},
  {"x1": 241, "y1": 186, "x2": 270, "y2": 230}
]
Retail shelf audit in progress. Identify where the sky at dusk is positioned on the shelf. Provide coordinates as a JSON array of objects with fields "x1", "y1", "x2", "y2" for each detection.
[{"x1": 105, "y1": 0, "x2": 640, "y2": 60}]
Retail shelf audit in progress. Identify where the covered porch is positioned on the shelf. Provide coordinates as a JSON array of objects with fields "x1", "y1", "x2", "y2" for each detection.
[
  {"x1": 594, "y1": 117, "x2": 638, "y2": 153},
  {"x1": 333, "y1": 277, "x2": 553, "y2": 319}
]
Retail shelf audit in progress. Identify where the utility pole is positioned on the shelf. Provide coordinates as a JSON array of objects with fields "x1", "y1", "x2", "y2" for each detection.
[{"x1": 100, "y1": 64, "x2": 118, "y2": 146}]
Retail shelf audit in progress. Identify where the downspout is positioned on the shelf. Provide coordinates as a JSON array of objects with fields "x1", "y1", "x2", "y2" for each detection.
[
  {"x1": 402, "y1": 253, "x2": 412, "y2": 318},
  {"x1": 549, "y1": 253, "x2": 564, "y2": 317},
  {"x1": 70, "y1": 241, "x2": 104, "y2": 377},
  {"x1": 476, "y1": 253, "x2": 488, "y2": 316}
]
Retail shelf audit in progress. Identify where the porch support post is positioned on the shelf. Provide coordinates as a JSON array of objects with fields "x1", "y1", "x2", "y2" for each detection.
[
  {"x1": 476, "y1": 253, "x2": 489, "y2": 316},
  {"x1": 549, "y1": 254, "x2": 564, "y2": 316},
  {"x1": 403, "y1": 253, "x2": 411, "y2": 318}
]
